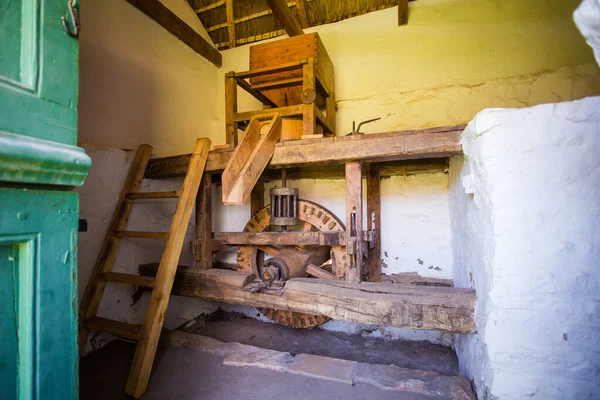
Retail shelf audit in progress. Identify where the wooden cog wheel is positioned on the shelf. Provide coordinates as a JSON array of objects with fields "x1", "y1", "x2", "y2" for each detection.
[{"x1": 237, "y1": 199, "x2": 346, "y2": 329}]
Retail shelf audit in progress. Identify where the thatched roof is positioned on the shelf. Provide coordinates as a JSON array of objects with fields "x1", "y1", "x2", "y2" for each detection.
[{"x1": 188, "y1": 0, "x2": 400, "y2": 50}]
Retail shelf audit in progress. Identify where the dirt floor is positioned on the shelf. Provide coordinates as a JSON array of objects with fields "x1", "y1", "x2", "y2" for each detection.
[{"x1": 80, "y1": 312, "x2": 469, "y2": 400}]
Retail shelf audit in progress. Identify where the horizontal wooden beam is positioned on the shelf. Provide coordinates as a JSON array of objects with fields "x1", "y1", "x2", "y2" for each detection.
[
  {"x1": 266, "y1": 0, "x2": 304, "y2": 37},
  {"x1": 213, "y1": 231, "x2": 345, "y2": 246},
  {"x1": 138, "y1": 266, "x2": 476, "y2": 333},
  {"x1": 145, "y1": 125, "x2": 464, "y2": 179},
  {"x1": 125, "y1": 0, "x2": 222, "y2": 68}
]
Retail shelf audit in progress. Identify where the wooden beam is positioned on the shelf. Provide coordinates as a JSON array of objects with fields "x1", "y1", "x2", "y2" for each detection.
[
  {"x1": 398, "y1": 0, "x2": 409, "y2": 25},
  {"x1": 295, "y1": 0, "x2": 310, "y2": 28},
  {"x1": 213, "y1": 231, "x2": 346, "y2": 246},
  {"x1": 225, "y1": 72, "x2": 238, "y2": 146},
  {"x1": 306, "y1": 264, "x2": 335, "y2": 280},
  {"x1": 266, "y1": 0, "x2": 304, "y2": 36},
  {"x1": 344, "y1": 162, "x2": 363, "y2": 283},
  {"x1": 144, "y1": 125, "x2": 465, "y2": 178},
  {"x1": 195, "y1": 0, "x2": 225, "y2": 14},
  {"x1": 235, "y1": 59, "x2": 306, "y2": 79},
  {"x1": 234, "y1": 76, "x2": 278, "y2": 107},
  {"x1": 250, "y1": 177, "x2": 265, "y2": 266},
  {"x1": 225, "y1": 0, "x2": 236, "y2": 48},
  {"x1": 366, "y1": 164, "x2": 381, "y2": 282},
  {"x1": 125, "y1": 0, "x2": 221, "y2": 68},
  {"x1": 195, "y1": 174, "x2": 212, "y2": 270},
  {"x1": 138, "y1": 266, "x2": 477, "y2": 334},
  {"x1": 382, "y1": 272, "x2": 453, "y2": 287}
]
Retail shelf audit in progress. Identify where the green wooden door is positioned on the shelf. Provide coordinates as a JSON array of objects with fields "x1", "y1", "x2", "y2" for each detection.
[
  {"x1": 0, "y1": 0, "x2": 90, "y2": 399},
  {"x1": 0, "y1": 189, "x2": 80, "y2": 399}
]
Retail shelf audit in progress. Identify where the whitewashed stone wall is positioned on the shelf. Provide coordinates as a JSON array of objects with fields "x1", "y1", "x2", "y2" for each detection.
[{"x1": 449, "y1": 96, "x2": 600, "y2": 399}]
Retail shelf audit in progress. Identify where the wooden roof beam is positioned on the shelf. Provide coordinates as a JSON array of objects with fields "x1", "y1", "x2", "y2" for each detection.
[
  {"x1": 126, "y1": 0, "x2": 222, "y2": 67},
  {"x1": 295, "y1": 0, "x2": 310, "y2": 29},
  {"x1": 266, "y1": 0, "x2": 304, "y2": 37},
  {"x1": 398, "y1": 0, "x2": 409, "y2": 25}
]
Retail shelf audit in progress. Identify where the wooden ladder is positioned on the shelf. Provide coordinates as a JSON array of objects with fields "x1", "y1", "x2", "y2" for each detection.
[
  {"x1": 222, "y1": 114, "x2": 282, "y2": 205},
  {"x1": 78, "y1": 138, "x2": 211, "y2": 398}
]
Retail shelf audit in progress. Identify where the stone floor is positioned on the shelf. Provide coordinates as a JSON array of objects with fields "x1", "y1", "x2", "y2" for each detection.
[{"x1": 80, "y1": 314, "x2": 475, "y2": 400}]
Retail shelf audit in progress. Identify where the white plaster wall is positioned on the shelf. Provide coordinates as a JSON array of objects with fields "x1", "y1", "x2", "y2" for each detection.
[{"x1": 449, "y1": 97, "x2": 600, "y2": 399}]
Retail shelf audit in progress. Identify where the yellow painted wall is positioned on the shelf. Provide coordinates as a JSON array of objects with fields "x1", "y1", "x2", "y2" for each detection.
[
  {"x1": 78, "y1": 0, "x2": 222, "y2": 156},
  {"x1": 217, "y1": 0, "x2": 600, "y2": 142},
  {"x1": 79, "y1": 0, "x2": 600, "y2": 152}
]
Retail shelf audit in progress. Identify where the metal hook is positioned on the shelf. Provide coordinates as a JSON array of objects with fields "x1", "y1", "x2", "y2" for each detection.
[{"x1": 61, "y1": 0, "x2": 80, "y2": 38}]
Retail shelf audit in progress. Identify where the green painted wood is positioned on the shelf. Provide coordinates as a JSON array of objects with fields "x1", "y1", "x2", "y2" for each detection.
[
  {"x1": 0, "y1": 131, "x2": 91, "y2": 186},
  {"x1": 0, "y1": 0, "x2": 80, "y2": 145},
  {"x1": 0, "y1": 188, "x2": 80, "y2": 399}
]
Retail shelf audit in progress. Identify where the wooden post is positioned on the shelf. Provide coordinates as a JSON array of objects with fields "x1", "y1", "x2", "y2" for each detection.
[
  {"x1": 225, "y1": 72, "x2": 238, "y2": 147},
  {"x1": 345, "y1": 162, "x2": 363, "y2": 283},
  {"x1": 195, "y1": 173, "x2": 212, "y2": 270},
  {"x1": 398, "y1": 0, "x2": 408, "y2": 25},
  {"x1": 325, "y1": 91, "x2": 336, "y2": 136},
  {"x1": 302, "y1": 58, "x2": 316, "y2": 137},
  {"x1": 366, "y1": 164, "x2": 381, "y2": 282},
  {"x1": 225, "y1": 0, "x2": 236, "y2": 48},
  {"x1": 251, "y1": 177, "x2": 264, "y2": 266}
]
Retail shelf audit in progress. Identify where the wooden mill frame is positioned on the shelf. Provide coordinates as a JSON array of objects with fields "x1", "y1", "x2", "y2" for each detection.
[{"x1": 224, "y1": 56, "x2": 336, "y2": 147}]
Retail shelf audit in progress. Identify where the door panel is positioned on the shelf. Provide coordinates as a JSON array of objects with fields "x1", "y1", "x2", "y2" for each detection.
[
  {"x1": 0, "y1": 236, "x2": 36, "y2": 400},
  {"x1": 0, "y1": 188, "x2": 79, "y2": 400},
  {"x1": 0, "y1": 0, "x2": 79, "y2": 145}
]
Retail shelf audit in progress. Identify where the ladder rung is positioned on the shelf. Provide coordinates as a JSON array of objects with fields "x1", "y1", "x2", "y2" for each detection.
[
  {"x1": 114, "y1": 231, "x2": 169, "y2": 239},
  {"x1": 99, "y1": 272, "x2": 156, "y2": 288},
  {"x1": 83, "y1": 317, "x2": 142, "y2": 340},
  {"x1": 126, "y1": 191, "x2": 181, "y2": 200}
]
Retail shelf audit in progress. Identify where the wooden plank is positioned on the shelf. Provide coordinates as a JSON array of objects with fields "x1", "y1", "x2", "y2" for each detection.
[
  {"x1": 266, "y1": 0, "x2": 304, "y2": 37},
  {"x1": 225, "y1": 72, "x2": 238, "y2": 146},
  {"x1": 222, "y1": 118, "x2": 261, "y2": 203},
  {"x1": 225, "y1": 0, "x2": 235, "y2": 48},
  {"x1": 366, "y1": 163, "x2": 381, "y2": 282},
  {"x1": 223, "y1": 115, "x2": 282, "y2": 205},
  {"x1": 145, "y1": 125, "x2": 465, "y2": 178},
  {"x1": 125, "y1": 0, "x2": 221, "y2": 68},
  {"x1": 213, "y1": 231, "x2": 346, "y2": 246},
  {"x1": 138, "y1": 267, "x2": 476, "y2": 334},
  {"x1": 234, "y1": 105, "x2": 303, "y2": 122},
  {"x1": 315, "y1": 106, "x2": 334, "y2": 135},
  {"x1": 125, "y1": 138, "x2": 211, "y2": 398},
  {"x1": 126, "y1": 191, "x2": 180, "y2": 199},
  {"x1": 253, "y1": 77, "x2": 303, "y2": 91},
  {"x1": 344, "y1": 162, "x2": 363, "y2": 283},
  {"x1": 306, "y1": 263, "x2": 335, "y2": 280},
  {"x1": 235, "y1": 77, "x2": 278, "y2": 107},
  {"x1": 236, "y1": 60, "x2": 306, "y2": 79},
  {"x1": 99, "y1": 272, "x2": 156, "y2": 288},
  {"x1": 84, "y1": 317, "x2": 142, "y2": 341},
  {"x1": 195, "y1": 174, "x2": 212, "y2": 270},
  {"x1": 381, "y1": 272, "x2": 453, "y2": 287},
  {"x1": 78, "y1": 144, "x2": 153, "y2": 352},
  {"x1": 295, "y1": 0, "x2": 310, "y2": 28},
  {"x1": 398, "y1": 0, "x2": 409, "y2": 25}
]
